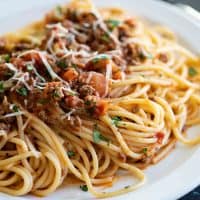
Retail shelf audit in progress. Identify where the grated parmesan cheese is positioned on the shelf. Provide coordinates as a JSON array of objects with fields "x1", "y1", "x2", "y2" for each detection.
[
  {"x1": 61, "y1": 109, "x2": 76, "y2": 120},
  {"x1": 105, "y1": 61, "x2": 112, "y2": 81},
  {"x1": 0, "y1": 111, "x2": 24, "y2": 119}
]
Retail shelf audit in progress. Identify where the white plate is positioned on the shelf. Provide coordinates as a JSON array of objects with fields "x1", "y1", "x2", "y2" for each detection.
[{"x1": 0, "y1": 0, "x2": 200, "y2": 200}]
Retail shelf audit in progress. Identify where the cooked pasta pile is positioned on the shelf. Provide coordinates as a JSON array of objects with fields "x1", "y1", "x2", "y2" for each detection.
[{"x1": 0, "y1": 0, "x2": 199, "y2": 198}]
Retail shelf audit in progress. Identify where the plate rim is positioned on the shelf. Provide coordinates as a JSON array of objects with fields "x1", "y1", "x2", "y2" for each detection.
[{"x1": 0, "y1": 0, "x2": 199, "y2": 200}]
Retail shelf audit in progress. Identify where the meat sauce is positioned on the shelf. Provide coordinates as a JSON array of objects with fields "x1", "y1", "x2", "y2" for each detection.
[{"x1": 0, "y1": 5, "x2": 150, "y2": 131}]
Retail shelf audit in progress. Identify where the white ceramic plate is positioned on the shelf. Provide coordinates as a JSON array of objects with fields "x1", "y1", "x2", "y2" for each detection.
[{"x1": 0, "y1": 0, "x2": 200, "y2": 199}]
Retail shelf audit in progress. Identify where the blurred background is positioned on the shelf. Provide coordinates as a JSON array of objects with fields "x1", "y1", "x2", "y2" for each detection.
[{"x1": 162, "y1": 0, "x2": 200, "y2": 11}]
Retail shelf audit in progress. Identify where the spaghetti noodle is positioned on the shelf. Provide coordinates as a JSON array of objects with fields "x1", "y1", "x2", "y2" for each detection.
[{"x1": 0, "y1": 0, "x2": 199, "y2": 198}]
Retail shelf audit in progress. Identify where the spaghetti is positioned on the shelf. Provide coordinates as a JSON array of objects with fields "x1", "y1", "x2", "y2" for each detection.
[{"x1": 0, "y1": 0, "x2": 199, "y2": 198}]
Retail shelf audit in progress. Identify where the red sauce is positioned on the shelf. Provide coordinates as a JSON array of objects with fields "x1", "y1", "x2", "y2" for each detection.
[{"x1": 156, "y1": 132, "x2": 164, "y2": 144}]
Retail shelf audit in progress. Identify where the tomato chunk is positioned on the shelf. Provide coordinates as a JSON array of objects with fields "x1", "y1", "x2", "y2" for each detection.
[
  {"x1": 156, "y1": 132, "x2": 164, "y2": 144},
  {"x1": 79, "y1": 72, "x2": 108, "y2": 97}
]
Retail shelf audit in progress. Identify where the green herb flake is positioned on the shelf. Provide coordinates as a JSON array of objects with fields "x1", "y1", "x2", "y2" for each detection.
[
  {"x1": 141, "y1": 148, "x2": 148, "y2": 154},
  {"x1": 71, "y1": 63, "x2": 77, "y2": 69},
  {"x1": 188, "y1": 67, "x2": 198, "y2": 77},
  {"x1": 106, "y1": 19, "x2": 120, "y2": 30},
  {"x1": 93, "y1": 128, "x2": 101, "y2": 143},
  {"x1": 12, "y1": 105, "x2": 19, "y2": 112},
  {"x1": 111, "y1": 116, "x2": 121, "y2": 126},
  {"x1": 93, "y1": 125, "x2": 109, "y2": 143},
  {"x1": 92, "y1": 55, "x2": 109, "y2": 64},
  {"x1": 26, "y1": 64, "x2": 33, "y2": 71},
  {"x1": 145, "y1": 52, "x2": 153, "y2": 59},
  {"x1": 80, "y1": 185, "x2": 88, "y2": 192},
  {"x1": 55, "y1": 5, "x2": 63, "y2": 18},
  {"x1": 139, "y1": 50, "x2": 153, "y2": 60},
  {"x1": 99, "y1": 134, "x2": 110, "y2": 143},
  {"x1": 16, "y1": 87, "x2": 28, "y2": 97},
  {"x1": 52, "y1": 90, "x2": 60, "y2": 98},
  {"x1": 68, "y1": 91, "x2": 76, "y2": 96},
  {"x1": 124, "y1": 185, "x2": 130, "y2": 189},
  {"x1": 0, "y1": 82, "x2": 4, "y2": 93},
  {"x1": 4, "y1": 54, "x2": 10, "y2": 63},
  {"x1": 57, "y1": 60, "x2": 67, "y2": 69},
  {"x1": 101, "y1": 33, "x2": 110, "y2": 43},
  {"x1": 85, "y1": 100, "x2": 92, "y2": 106},
  {"x1": 67, "y1": 151, "x2": 75, "y2": 158}
]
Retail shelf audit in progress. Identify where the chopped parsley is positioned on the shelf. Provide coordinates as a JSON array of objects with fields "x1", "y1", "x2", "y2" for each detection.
[
  {"x1": 85, "y1": 100, "x2": 92, "y2": 106},
  {"x1": 71, "y1": 63, "x2": 77, "y2": 69},
  {"x1": 188, "y1": 67, "x2": 198, "y2": 77},
  {"x1": 12, "y1": 105, "x2": 19, "y2": 112},
  {"x1": 67, "y1": 151, "x2": 75, "y2": 158},
  {"x1": 106, "y1": 19, "x2": 120, "y2": 30},
  {"x1": 80, "y1": 185, "x2": 88, "y2": 192},
  {"x1": 0, "y1": 82, "x2": 4, "y2": 93},
  {"x1": 139, "y1": 50, "x2": 153, "y2": 59},
  {"x1": 145, "y1": 52, "x2": 153, "y2": 59},
  {"x1": 141, "y1": 148, "x2": 148, "y2": 154},
  {"x1": 124, "y1": 185, "x2": 130, "y2": 189},
  {"x1": 57, "y1": 60, "x2": 67, "y2": 69},
  {"x1": 68, "y1": 91, "x2": 76, "y2": 96},
  {"x1": 3, "y1": 54, "x2": 10, "y2": 63},
  {"x1": 111, "y1": 116, "x2": 121, "y2": 126},
  {"x1": 92, "y1": 54, "x2": 109, "y2": 64},
  {"x1": 16, "y1": 87, "x2": 28, "y2": 96},
  {"x1": 99, "y1": 134, "x2": 110, "y2": 143},
  {"x1": 26, "y1": 64, "x2": 33, "y2": 71},
  {"x1": 101, "y1": 33, "x2": 110, "y2": 43},
  {"x1": 93, "y1": 128, "x2": 102, "y2": 143},
  {"x1": 52, "y1": 90, "x2": 60, "y2": 98},
  {"x1": 93, "y1": 125, "x2": 109, "y2": 143}
]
